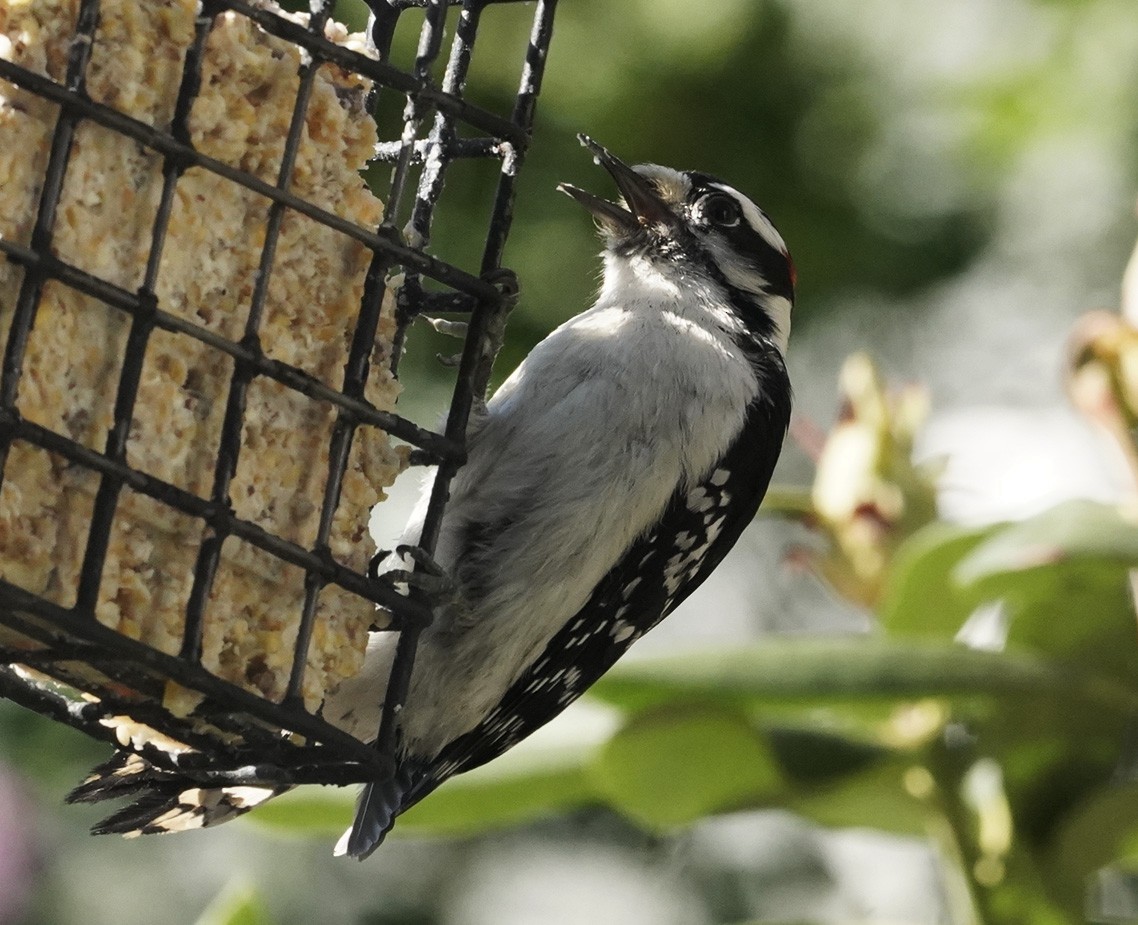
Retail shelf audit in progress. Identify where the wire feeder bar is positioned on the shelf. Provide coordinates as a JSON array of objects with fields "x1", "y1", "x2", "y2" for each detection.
[{"x1": 0, "y1": 0, "x2": 559, "y2": 788}]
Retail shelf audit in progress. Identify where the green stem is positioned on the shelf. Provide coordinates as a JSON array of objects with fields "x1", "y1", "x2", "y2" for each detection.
[
  {"x1": 924, "y1": 744, "x2": 991, "y2": 925},
  {"x1": 594, "y1": 639, "x2": 1138, "y2": 721},
  {"x1": 922, "y1": 746, "x2": 1079, "y2": 925},
  {"x1": 758, "y1": 484, "x2": 816, "y2": 518}
]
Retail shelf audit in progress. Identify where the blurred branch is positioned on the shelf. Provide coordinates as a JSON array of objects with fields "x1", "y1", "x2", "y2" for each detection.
[
  {"x1": 759, "y1": 485, "x2": 816, "y2": 518},
  {"x1": 590, "y1": 639, "x2": 1138, "y2": 719}
]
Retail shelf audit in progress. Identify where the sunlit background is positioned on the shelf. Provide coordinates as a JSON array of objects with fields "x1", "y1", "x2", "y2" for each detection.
[{"x1": 3, "y1": 0, "x2": 1138, "y2": 922}]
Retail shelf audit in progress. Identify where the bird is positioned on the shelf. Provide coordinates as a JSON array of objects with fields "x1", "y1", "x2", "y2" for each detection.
[{"x1": 68, "y1": 135, "x2": 795, "y2": 859}]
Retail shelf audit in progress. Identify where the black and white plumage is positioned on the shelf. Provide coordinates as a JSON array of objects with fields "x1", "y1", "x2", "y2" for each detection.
[{"x1": 74, "y1": 136, "x2": 794, "y2": 858}]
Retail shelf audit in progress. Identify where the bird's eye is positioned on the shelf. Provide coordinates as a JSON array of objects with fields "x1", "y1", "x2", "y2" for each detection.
[{"x1": 701, "y1": 194, "x2": 742, "y2": 228}]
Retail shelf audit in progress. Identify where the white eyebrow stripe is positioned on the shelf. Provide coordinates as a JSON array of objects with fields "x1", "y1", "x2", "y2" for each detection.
[{"x1": 707, "y1": 181, "x2": 788, "y2": 256}]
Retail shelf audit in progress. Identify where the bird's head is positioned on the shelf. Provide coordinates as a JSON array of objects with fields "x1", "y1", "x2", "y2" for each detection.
[{"x1": 559, "y1": 135, "x2": 795, "y2": 354}]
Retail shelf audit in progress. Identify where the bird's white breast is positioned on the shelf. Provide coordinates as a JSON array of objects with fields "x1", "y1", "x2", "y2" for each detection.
[{"x1": 324, "y1": 256, "x2": 762, "y2": 755}]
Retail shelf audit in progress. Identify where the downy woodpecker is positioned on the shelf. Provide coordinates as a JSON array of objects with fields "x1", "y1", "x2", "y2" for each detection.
[{"x1": 72, "y1": 136, "x2": 795, "y2": 859}]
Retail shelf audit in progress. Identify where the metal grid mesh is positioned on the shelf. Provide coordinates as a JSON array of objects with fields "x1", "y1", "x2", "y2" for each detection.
[{"x1": 0, "y1": 0, "x2": 557, "y2": 786}]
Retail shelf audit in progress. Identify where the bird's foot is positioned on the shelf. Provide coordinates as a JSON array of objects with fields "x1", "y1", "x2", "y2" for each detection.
[{"x1": 368, "y1": 544, "x2": 458, "y2": 611}]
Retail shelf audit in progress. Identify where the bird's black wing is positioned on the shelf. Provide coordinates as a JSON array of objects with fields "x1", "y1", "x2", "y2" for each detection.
[{"x1": 405, "y1": 366, "x2": 790, "y2": 804}]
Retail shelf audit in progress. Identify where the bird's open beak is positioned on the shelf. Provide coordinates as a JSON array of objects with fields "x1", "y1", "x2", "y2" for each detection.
[{"x1": 558, "y1": 134, "x2": 675, "y2": 232}]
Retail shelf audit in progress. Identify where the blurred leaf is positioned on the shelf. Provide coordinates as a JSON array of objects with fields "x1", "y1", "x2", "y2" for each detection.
[
  {"x1": 1044, "y1": 781, "x2": 1138, "y2": 914},
  {"x1": 879, "y1": 521, "x2": 996, "y2": 638},
  {"x1": 765, "y1": 725, "x2": 886, "y2": 785},
  {"x1": 956, "y1": 501, "x2": 1138, "y2": 681},
  {"x1": 976, "y1": 672, "x2": 1134, "y2": 758},
  {"x1": 998, "y1": 733, "x2": 1128, "y2": 841},
  {"x1": 195, "y1": 881, "x2": 273, "y2": 925},
  {"x1": 956, "y1": 501, "x2": 1138, "y2": 585},
  {"x1": 397, "y1": 758, "x2": 592, "y2": 837},
  {"x1": 589, "y1": 704, "x2": 783, "y2": 829},
  {"x1": 1005, "y1": 566, "x2": 1137, "y2": 682},
  {"x1": 787, "y1": 759, "x2": 929, "y2": 836},
  {"x1": 245, "y1": 788, "x2": 353, "y2": 837}
]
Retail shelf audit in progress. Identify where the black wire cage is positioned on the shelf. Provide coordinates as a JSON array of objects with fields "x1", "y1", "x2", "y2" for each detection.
[{"x1": 0, "y1": 0, "x2": 557, "y2": 791}]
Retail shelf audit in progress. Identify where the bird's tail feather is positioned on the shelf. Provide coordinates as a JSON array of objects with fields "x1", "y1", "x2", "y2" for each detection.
[
  {"x1": 335, "y1": 760, "x2": 424, "y2": 860},
  {"x1": 69, "y1": 752, "x2": 288, "y2": 836},
  {"x1": 73, "y1": 750, "x2": 425, "y2": 856}
]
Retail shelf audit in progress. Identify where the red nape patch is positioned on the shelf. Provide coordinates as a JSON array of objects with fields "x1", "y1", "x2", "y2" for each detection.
[{"x1": 788, "y1": 254, "x2": 798, "y2": 289}]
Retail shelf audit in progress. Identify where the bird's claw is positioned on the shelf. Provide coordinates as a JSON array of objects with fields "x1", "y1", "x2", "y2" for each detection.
[
  {"x1": 368, "y1": 545, "x2": 456, "y2": 606},
  {"x1": 398, "y1": 544, "x2": 447, "y2": 576},
  {"x1": 425, "y1": 316, "x2": 469, "y2": 339}
]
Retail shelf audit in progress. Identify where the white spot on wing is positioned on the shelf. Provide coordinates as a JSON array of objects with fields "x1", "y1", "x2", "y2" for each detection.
[
  {"x1": 686, "y1": 487, "x2": 714, "y2": 513},
  {"x1": 224, "y1": 787, "x2": 277, "y2": 809}
]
